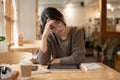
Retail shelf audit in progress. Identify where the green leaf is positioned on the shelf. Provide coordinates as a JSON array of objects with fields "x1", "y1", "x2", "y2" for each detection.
[
  {"x1": 0, "y1": 36, "x2": 5, "y2": 42},
  {"x1": 110, "y1": 39, "x2": 119, "y2": 47},
  {"x1": 102, "y1": 38, "x2": 111, "y2": 51},
  {"x1": 107, "y1": 48, "x2": 114, "y2": 60}
]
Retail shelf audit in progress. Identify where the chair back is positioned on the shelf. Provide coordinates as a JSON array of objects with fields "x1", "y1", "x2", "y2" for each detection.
[{"x1": 0, "y1": 52, "x2": 33, "y2": 64}]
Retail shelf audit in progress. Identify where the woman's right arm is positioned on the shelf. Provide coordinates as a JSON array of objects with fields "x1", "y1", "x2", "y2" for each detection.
[
  {"x1": 40, "y1": 19, "x2": 55, "y2": 53},
  {"x1": 37, "y1": 19, "x2": 55, "y2": 64}
]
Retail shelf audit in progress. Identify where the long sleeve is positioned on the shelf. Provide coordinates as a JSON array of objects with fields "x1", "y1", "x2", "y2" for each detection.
[
  {"x1": 37, "y1": 39, "x2": 52, "y2": 65},
  {"x1": 60, "y1": 28, "x2": 86, "y2": 64}
]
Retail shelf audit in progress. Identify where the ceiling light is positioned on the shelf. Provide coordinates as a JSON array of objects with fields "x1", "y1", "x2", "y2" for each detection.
[
  {"x1": 111, "y1": 7, "x2": 114, "y2": 11},
  {"x1": 107, "y1": 3, "x2": 112, "y2": 9},
  {"x1": 97, "y1": 12, "x2": 100, "y2": 16}
]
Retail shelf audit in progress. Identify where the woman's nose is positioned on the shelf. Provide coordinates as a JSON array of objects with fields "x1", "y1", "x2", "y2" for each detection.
[{"x1": 56, "y1": 26, "x2": 60, "y2": 30}]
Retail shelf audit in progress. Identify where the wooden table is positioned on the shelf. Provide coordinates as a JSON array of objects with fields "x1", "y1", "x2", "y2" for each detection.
[
  {"x1": 0, "y1": 52, "x2": 33, "y2": 64},
  {"x1": 10, "y1": 44, "x2": 40, "y2": 49},
  {"x1": 10, "y1": 40, "x2": 41, "y2": 50},
  {"x1": 10, "y1": 43, "x2": 40, "y2": 54},
  {"x1": 10, "y1": 63, "x2": 120, "y2": 80}
]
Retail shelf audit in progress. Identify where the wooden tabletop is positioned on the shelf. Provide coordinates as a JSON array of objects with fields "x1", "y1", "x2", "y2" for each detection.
[
  {"x1": 9, "y1": 40, "x2": 41, "y2": 54},
  {"x1": 10, "y1": 63, "x2": 120, "y2": 80},
  {"x1": 10, "y1": 43, "x2": 40, "y2": 49},
  {"x1": 10, "y1": 40, "x2": 41, "y2": 49},
  {"x1": 0, "y1": 52, "x2": 33, "y2": 64}
]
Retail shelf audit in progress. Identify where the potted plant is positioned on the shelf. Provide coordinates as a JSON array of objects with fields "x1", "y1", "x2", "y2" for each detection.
[
  {"x1": 95, "y1": 39, "x2": 110, "y2": 62},
  {"x1": 90, "y1": 35, "x2": 111, "y2": 62},
  {"x1": 105, "y1": 39, "x2": 120, "y2": 69},
  {"x1": 106, "y1": 39, "x2": 120, "y2": 60},
  {"x1": 0, "y1": 36, "x2": 5, "y2": 42}
]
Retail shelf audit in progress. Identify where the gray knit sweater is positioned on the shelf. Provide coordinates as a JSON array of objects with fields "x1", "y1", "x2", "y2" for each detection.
[{"x1": 37, "y1": 27, "x2": 86, "y2": 65}]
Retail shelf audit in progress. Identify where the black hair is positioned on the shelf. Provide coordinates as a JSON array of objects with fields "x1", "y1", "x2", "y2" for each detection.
[{"x1": 41, "y1": 7, "x2": 66, "y2": 34}]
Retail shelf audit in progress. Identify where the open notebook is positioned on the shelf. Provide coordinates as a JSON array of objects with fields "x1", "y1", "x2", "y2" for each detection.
[
  {"x1": 31, "y1": 65, "x2": 50, "y2": 74},
  {"x1": 80, "y1": 63, "x2": 104, "y2": 71}
]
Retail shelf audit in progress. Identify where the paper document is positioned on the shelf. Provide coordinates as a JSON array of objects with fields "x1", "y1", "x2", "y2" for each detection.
[
  {"x1": 32, "y1": 65, "x2": 50, "y2": 74},
  {"x1": 80, "y1": 63, "x2": 104, "y2": 71}
]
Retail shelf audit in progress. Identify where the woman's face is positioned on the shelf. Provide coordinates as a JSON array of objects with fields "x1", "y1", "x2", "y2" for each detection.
[{"x1": 50, "y1": 20, "x2": 66, "y2": 36}]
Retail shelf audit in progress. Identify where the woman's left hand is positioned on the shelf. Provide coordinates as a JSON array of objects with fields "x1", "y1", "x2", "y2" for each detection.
[{"x1": 50, "y1": 58, "x2": 60, "y2": 65}]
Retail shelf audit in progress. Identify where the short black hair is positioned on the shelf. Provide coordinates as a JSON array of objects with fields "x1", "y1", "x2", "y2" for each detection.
[{"x1": 41, "y1": 7, "x2": 66, "y2": 34}]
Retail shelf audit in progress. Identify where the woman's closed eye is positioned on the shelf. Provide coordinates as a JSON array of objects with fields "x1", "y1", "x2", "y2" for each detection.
[
  {"x1": 49, "y1": 20, "x2": 61, "y2": 30},
  {"x1": 50, "y1": 26, "x2": 55, "y2": 30}
]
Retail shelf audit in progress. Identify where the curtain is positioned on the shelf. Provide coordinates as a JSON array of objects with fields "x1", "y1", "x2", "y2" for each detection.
[
  {"x1": 12, "y1": 0, "x2": 19, "y2": 46},
  {"x1": 0, "y1": 1, "x2": 8, "y2": 51}
]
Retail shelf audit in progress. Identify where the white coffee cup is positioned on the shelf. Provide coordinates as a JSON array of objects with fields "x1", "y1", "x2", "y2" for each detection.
[
  {"x1": 21, "y1": 65, "x2": 32, "y2": 78},
  {"x1": 19, "y1": 60, "x2": 32, "y2": 79}
]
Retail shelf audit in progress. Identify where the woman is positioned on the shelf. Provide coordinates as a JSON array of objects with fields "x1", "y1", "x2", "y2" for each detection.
[{"x1": 37, "y1": 7, "x2": 86, "y2": 65}]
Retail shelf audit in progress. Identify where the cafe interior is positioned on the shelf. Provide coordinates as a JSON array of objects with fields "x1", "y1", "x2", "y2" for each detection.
[{"x1": 0, "y1": 0, "x2": 120, "y2": 79}]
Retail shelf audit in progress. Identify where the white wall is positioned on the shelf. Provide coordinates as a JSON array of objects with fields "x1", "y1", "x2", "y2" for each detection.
[
  {"x1": 84, "y1": 7, "x2": 100, "y2": 25},
  {"x1": 62, "y1": 3, "x2": 85, "y2": 27},
  {"x1": 19, "y1": 0, "x2": 36, "y2": 40}
]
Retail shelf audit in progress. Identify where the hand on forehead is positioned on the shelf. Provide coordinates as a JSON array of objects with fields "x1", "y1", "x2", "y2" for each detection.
[
  {"x1": 46, "y1": 19, "x2": 59, "y2": 30},
  {"x1": 46, "y1": 19, "x2": 56, "y2": 24}
]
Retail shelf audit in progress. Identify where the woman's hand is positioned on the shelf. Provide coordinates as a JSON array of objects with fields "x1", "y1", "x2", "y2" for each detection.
[
  {"x1": 42, "y1": 19, "x2": 55, "y2": 38},
  {"x1": 50, "y1": 58, "x2": 60, "y2": 65}
]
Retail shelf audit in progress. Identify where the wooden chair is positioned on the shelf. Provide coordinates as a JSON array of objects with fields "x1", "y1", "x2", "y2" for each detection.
[{"x1": 0, "y1": 52, "x2": 33, "y2": 64}]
